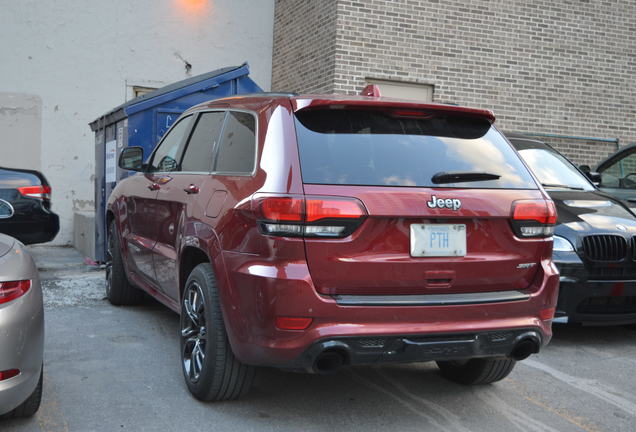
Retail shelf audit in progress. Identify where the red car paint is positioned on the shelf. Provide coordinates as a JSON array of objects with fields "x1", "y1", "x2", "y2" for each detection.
[{"x1": 107, "y1": 94, "x2": 559, "y2": 368}]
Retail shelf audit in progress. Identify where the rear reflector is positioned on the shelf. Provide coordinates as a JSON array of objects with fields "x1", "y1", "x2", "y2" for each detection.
[
  {"x1": 539, "y1": 307, "x2": 556, "y2": 321},
  {"x1": 275, "y1": 316, "x2": 313, "y2": 330},
  {"x1": 511, "y1": 200, "x2": 557, "y2": 238},
  {"x1": 255, "y1": 195, "x2": 367, "y2": 238},
  {"x1": 0, "y1": 369, "x2": 20, "y2": 381},
  {"x1": 0, "y1": 280, "x2": 31, "y2": 304},
  {"x1": 17, "y1": 185, "x2": 51, "y2": 200}
]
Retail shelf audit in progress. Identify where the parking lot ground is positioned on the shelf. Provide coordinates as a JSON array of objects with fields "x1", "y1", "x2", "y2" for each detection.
[{"x1": 4, "y1": 246, "x2": 636, "y2": 431}]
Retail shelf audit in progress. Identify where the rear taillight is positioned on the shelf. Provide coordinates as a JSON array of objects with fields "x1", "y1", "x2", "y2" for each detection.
[
  {"x1": 0, "y1": 369, "x2": 20, "y2": 381},
  {"x1": 511, "y1": 200, "x2": 557, "y2": 238},
  {"x1": 0, "y1": 280, "x2": 31, "y2": 304},
  {"x1": 254, "y1": 195, "x2": 367, "y2": 238},
  {"x1": 17, "y1": 185, "x2": 51, "y2": 200}
]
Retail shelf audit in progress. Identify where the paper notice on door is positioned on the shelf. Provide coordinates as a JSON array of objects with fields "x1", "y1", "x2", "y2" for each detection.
[{"x1": 105, "y1": 140, "x2": 117, "y2": 183}]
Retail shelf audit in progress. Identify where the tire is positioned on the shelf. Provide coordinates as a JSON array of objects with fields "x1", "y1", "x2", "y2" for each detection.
[
  {"x1": 436, "y1": 357, "x2": 516, "y2": 385},
  {"x1": 2, "y1": 366, "x2": 43, "y2": 419},
  {"x1": 180, "y1": 263, "x2": 255, "y2": 401},
  {"x1": 106, "y1": 221, "x2": 143, "y2": 306}
]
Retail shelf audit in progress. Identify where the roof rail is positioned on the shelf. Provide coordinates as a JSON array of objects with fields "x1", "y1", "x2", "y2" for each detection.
[{"x1": 215, "y1": 92, "x2": 297, "y2": 102}]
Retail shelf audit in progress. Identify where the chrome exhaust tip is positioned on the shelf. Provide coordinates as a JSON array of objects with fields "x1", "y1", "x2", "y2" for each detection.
[{"x1": 313, "y1": 350, "x2": 346, "y2": 374}]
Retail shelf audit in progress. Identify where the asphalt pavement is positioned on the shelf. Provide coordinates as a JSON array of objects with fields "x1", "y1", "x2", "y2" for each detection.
[{"x1": 4, "y1": 246, "x2": 636, "y2": 432}]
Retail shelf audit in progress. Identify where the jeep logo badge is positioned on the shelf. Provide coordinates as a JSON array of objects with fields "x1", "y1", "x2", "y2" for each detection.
[{"x1": 427, "y1": 195, "x2": 462, "y2": 210}]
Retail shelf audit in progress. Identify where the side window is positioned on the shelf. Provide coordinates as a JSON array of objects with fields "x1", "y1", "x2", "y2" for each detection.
[
  {"x1": 601, "y1": 152, "x2": 636, "y2": 189},
  {"x1": 148, "y1": 116, "x2": 192, "y2": 172},
  {"x1": 181, "y1": 112, "x2": 226, "y2": 172},
  {"x1": 214, "y1": 111, "x2": 256, "y2": 174}
]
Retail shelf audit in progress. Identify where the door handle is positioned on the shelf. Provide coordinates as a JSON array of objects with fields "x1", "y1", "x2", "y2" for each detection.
[
  {"x1": 183, "y1": 184, "x2": 199, "y2": 194},
  {"x1": 147, "y1": 183, "x2": 161, "y2": 191}
]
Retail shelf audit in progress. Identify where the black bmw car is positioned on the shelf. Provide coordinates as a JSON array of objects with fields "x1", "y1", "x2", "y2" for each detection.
[
  {"x1": 507, "y1": 134, "x2": 636, "y2": 325},
  {"x1": 0, "y1": 167, "x2": 59, "y2": 244}
]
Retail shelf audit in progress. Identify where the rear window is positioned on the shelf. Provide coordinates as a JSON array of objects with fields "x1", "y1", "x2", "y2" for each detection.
[{"x1": 294, "y1": 109, "x2": 537, "y2": 189}]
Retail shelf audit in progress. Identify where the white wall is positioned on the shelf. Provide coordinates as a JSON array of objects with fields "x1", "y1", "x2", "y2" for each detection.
[
  {"x1": 0, "y1": 0, "x2": 274, "y2": 245},
  {"x1": 0, "y1": 93, "x2": 42, "y2": 171}
]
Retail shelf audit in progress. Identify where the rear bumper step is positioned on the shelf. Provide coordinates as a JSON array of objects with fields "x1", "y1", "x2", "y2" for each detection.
[
  {"x1": 292, "y1": 328, "x2": 543, "y2": 372},
  {"x1": 333, "y1": 290, "x2": 530, "y2": 306}
]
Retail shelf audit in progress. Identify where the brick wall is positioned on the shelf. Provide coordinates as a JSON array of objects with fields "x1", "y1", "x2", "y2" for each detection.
[
  {"x1": 271, "y1": 0, "x2": 338, "y2": 93},
  {"x1": 272, "y1": 0, "x2": 635, "y2": 166}
]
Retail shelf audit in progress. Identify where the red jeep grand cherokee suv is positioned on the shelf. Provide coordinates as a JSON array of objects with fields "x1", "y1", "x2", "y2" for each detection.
[{"x1": 107, "y1": 93, "x2": 559, "y2": 401}]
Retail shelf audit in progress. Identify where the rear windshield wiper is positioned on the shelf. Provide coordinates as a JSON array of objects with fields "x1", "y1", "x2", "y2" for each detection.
[
  {"x1": 540, "y1": 183, "x2": 584, "y2": 191},
  {"x1": 431, "y1": 171, "x2": 501, "y2": 184}
]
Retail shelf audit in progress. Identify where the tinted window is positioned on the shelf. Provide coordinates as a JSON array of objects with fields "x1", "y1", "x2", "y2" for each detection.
[
  {"x1": 181, "y1": 112, "x2": 226, "y2": 172},
  {"x1": 214, "y1": 111, "x2": 256, "y2": 174},
  {"x1": 149, "y1": 116, "x2": 192, "y2": 172},
  {"x1": 294, "y1": 109, "x2": 537, "y2": 189},
  {"x1": 600, "y1": 152, "x2": 636, "y2": 188}
]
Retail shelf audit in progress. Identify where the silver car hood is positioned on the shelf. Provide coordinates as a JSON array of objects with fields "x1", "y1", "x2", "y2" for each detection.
[{"x1": 0, "y1": 233, "x2": 15, "y2": 258}]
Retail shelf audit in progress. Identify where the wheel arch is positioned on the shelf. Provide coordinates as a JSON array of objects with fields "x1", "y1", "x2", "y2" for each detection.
[
  {"x1": 179, "y1": 246, "x2": 212, "y2": 299},
  {"x1": 178, "y1": 236, "x2": 250, "y2": 363}
]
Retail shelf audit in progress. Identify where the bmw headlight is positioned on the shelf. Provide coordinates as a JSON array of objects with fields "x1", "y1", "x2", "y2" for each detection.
[{"x1": 553, "y1": 235, "x2": 574, "y2": 252}]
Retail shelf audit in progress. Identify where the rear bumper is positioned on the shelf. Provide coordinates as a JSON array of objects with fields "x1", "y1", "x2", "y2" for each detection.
[
  {"x1": 294, "y1": 328, "x2": 542, "y2": 371},
  {"x1": 220, "y1": 252, "x2": 559, "y2": 368},
  {"x1": 0, "y1": 211, "x2": 59, "y2": 245},
  {"x1": 0, "y1": 281, "x2": 44, "y2": 415}
]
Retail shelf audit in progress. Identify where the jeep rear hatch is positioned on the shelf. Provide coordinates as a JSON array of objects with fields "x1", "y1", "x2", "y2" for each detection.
[{"x1": 288, "y1": 104, "x2": 553, "y2": 297}]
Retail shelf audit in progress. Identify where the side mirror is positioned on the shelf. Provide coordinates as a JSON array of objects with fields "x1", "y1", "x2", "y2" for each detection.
[
  {"x1": 119, "y1": 146, "x2": 144, "y2": 171},
  {"x1": 579, "y1": 165, "x2": 601, "y2": 186},
  {"x1": 583, "y1": 170, "x2": 602, "y2": 186},
  {"x1": 587, "y1": 172, "x2": 602, "y2": 184}
]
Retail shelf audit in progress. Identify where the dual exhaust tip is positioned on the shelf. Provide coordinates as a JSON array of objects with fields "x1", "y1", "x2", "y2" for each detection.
[
  {"x1": 509, "y1": 335, "x2": 541, "y2": 361},
  {"x1": 311, "y1": 334, "x2": 541, "y2": 373},
  {"x1": 313, "y1": 350, "x2": 347, "y2": 374}
]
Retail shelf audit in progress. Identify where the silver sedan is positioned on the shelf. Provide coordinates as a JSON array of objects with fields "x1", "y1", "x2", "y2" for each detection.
[{"x1": 0, "y1": 234, "x2": 43, "y2": 418}]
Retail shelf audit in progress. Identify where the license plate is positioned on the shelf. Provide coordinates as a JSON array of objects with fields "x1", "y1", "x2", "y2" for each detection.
[{"x1": 410, "y1": 224, "x2": 466, "y2": 257}]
